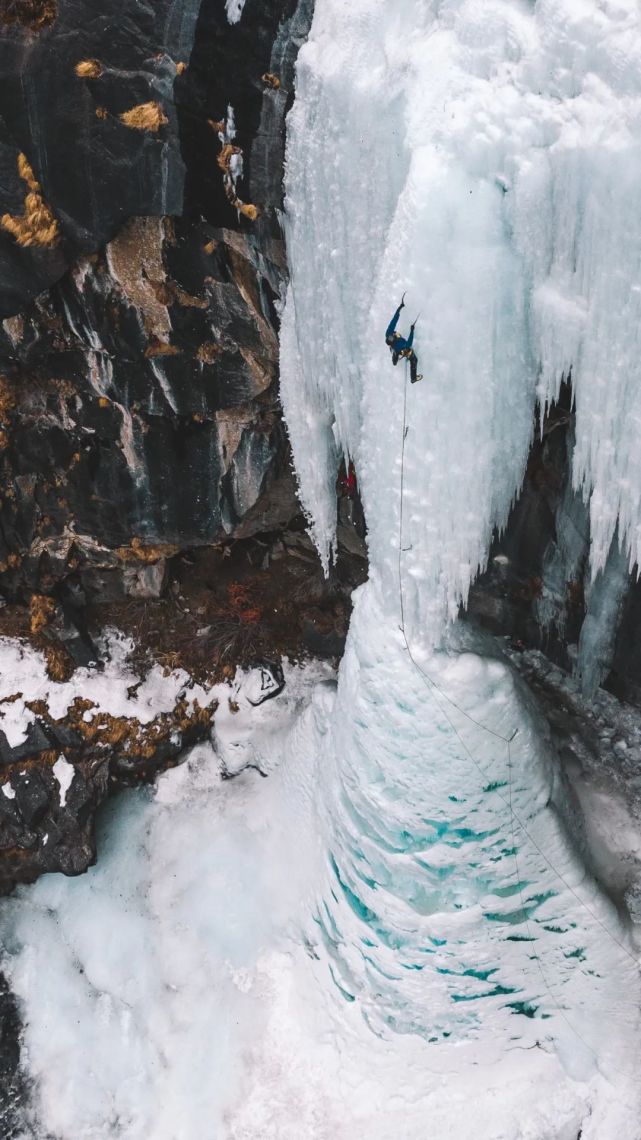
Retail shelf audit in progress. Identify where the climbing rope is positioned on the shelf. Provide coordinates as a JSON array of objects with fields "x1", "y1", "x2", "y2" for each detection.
[{"x1": 396, "y1": 357, "x2": 639, "y2": 1067}]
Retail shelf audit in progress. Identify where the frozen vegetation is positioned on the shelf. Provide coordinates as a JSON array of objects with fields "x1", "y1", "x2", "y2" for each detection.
[{"x1": 3, "y1": 1, "x2": 641, "y2": 1137}]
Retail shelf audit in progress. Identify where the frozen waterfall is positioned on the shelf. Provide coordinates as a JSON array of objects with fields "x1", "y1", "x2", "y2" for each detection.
[
  {"x1": 280, "y1": 0, "x2": 641, "y2": 1134},
  {"x1": 1, "y1": 2, "x2": 641, "y2": 1137},
  {"x1": 281, "y1": 0, "x2": 641, "y2": 624}
]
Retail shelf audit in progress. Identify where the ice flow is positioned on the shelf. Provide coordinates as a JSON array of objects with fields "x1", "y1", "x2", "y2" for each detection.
[
  {"x1": 280, "y1": 0, "x2": 641, "y2": 1133},
  {"x1": 2, "y1": 1, "x2": 641, "y2": 1137}
]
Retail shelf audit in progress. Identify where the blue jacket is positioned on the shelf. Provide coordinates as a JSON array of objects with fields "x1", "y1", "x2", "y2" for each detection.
[{"x1": 385, "y1": 305, "x2": 414, "y2": 353}]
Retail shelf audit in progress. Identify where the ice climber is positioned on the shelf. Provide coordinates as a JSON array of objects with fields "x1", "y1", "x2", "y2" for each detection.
[{"x1": 385, "y1": 295, "x2": 422, "y2": 383}]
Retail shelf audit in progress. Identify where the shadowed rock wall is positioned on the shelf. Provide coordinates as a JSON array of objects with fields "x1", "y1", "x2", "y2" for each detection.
[
  {"x1": 469, "y1": 385, "x2": 641, "y2": 709},
  {"x1": 0, "y1": 0, "x2": 313, "y2": 603}
]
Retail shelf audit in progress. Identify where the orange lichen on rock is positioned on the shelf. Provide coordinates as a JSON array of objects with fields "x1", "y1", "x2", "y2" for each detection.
[
  {"x1": 217, "y1": 142, "x2": 242, "y2": 173},
  {"x1": 0, "y1": 0, "x2": 56, "y2": 31},
  {"x1": 261, "y1": 72, "x2": 280, "y2": 89},
  {"x1": 115, "y1": 536, "x2": 179, "y2": 564},
  {"x1": 75, "y1": 58, "x2": 102, "y2": 78},
  {"x1": 119, "y1": 101, "x2": 168, "y2": 132},
  {"x1": 210, "y1": 112, "x2": 260, "y2": 223},
  {"x1": 173, "y1": 285, "x2": 208, "y2": 310},
  {"x1": 95, "y1": 106, "x2": 108, "y2": 120},
  {"x1": 175, "y1": 61, "x2": 187, "y2": 75},
  {"x1": 29, "y1": 593, "x2": 56, "y2": 634},
  {"x1": 202, "y1": 238, "x2": 217, "y2": 254},
  {"x1": 196, "y1": 342, "x2": 222, "y2": 365},
  {"x1": 0, "y1": 375, "x2": 16, "y2": 421},
  {"x1": 1, "y1": 153, "x2": 60, "y2": 248},
  {"x1": 236, "y1": 201, "x2": 259, "y2": 221},
  {"x1": 144, "y1": 339, "x2": 181, "y2": 358}
]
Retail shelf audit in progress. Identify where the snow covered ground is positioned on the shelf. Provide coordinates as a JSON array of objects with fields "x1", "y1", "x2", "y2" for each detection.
[
  {"x1": 3, "y1": 648, "x2": 639, "y2": 1139},
  {"x1": 0, "y1": 631, "x2": 216, "y2": 750}
]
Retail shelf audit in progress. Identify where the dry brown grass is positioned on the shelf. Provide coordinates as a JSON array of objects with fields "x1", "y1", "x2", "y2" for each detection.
[
  {"x1": 0, "y1": 374, "x2": 16, "y2": 422},
  {"x1": 196, "y1": 342, "x2": 222, "y2": 365},
  {"x1": 75, "y1": 58, "x2": 102, "y2": 79},
  {"x1": 236, "y1": 201, "x2": 259, "y2": 221},
  {"x1": 217, "y1": 142, "x2": 242, "y2": 173},
  {"x1": 95, "y1": 106, "x2": 108, "y2": 120},
  {"x1": 144, "y1": 339, "x2": 181, "y2": 358},
  {"x1": 29, "y1": 594, "x2": 55, "y2": 635},
  {"x1": 0, "y1": 0, "x2": 56, "y2": 31},
  {"x1": 261, "y1": 72, "x2": 280, "y2": 89},
  {"x1": 120, "y1": 101, "x2": 168, "y2": 132},
  {"x1": 62, "y1": 695, "x2": 214, "y2": 759},
  {"x1": 44, "y1": 643, "x2": 75, "y2": 682},
  {"x1": 174, "y1": 285, "x2": 208, "y2": 310},
  {"x1": 115, "y1": 536, "x2": 179, "y2": 564},
  {"x1": 1, "y1": 153, "x2": 60, "y2": 248},
  {"x1": 175, "y1": 61, "x2": 187, "y2": 75}
]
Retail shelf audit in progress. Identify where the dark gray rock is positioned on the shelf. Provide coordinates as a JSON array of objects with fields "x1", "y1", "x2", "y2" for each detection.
[
  {"x1": 468, "y1": 384, "x2": 641, "y2": 710},
  {"x1": 0, "y1": 0, "x2": 314, "y2": 605}
]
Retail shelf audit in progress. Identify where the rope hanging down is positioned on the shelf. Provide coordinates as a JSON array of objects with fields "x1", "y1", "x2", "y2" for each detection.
[{"x1": 396, "y1": 356, "x2": 639, "y2": 1063}]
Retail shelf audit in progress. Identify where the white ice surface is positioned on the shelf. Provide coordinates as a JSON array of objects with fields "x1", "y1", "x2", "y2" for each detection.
[
  {"x1": 3, "y1": 647, "x2": 639, "y2": 1139},
  {"x1": 277, "y1": 0, "x2": 641, "y2": 1133},
  {"x1": 281, "y1": 0, "x2": 641, "y2": 624}
]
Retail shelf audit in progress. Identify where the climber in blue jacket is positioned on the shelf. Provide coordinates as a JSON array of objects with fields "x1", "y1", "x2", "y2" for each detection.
[{"x1": 385, "y1": 294, "x2": 422, "y2": 383}]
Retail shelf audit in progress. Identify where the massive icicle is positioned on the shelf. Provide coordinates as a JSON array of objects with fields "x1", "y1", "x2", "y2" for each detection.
[{"x1": 281, "y1": 0, "x2": 641, "y2": 634}]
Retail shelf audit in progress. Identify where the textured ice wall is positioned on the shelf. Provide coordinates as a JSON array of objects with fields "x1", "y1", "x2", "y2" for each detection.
[
  {"x1": 278, "y1": 0, "x2": 641, "y2": 1131},
  {"x1": 4, "y1": 650, "x2": 639, "y2": 1139},
  {"x1": 281, "y1": 0, "x2": 641, "y2": 638}
]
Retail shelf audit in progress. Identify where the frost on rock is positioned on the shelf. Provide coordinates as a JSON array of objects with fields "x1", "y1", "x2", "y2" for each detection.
[
  {"x1": 52, "y1": 756, "x2": 74, "y2": 808},
  {"x1": 225, "y1": 0, "x2": 246, "y2": 26}
]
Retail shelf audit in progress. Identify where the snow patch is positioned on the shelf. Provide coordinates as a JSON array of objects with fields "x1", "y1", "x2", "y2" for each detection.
[
  {"x1": 0, "y1": 630, "x2": 217, "y2": 747},
  {"x1": 52, "y1": 756, "x2": 74, "y2": 808},
  {"x1": 225, "y1": 0, "x2": 246, "y2": 26}
]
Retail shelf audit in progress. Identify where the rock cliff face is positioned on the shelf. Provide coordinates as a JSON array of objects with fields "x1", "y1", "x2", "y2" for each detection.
[
  {"x1": 469, "y1": 385, "x2": 641, "y2": 710},
  {"x1": 0, "y1": 0, "x2": 313, "y2": 605},
  {"x1": 0, "y1": 0, "x2": 369, "y2": 894}
]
